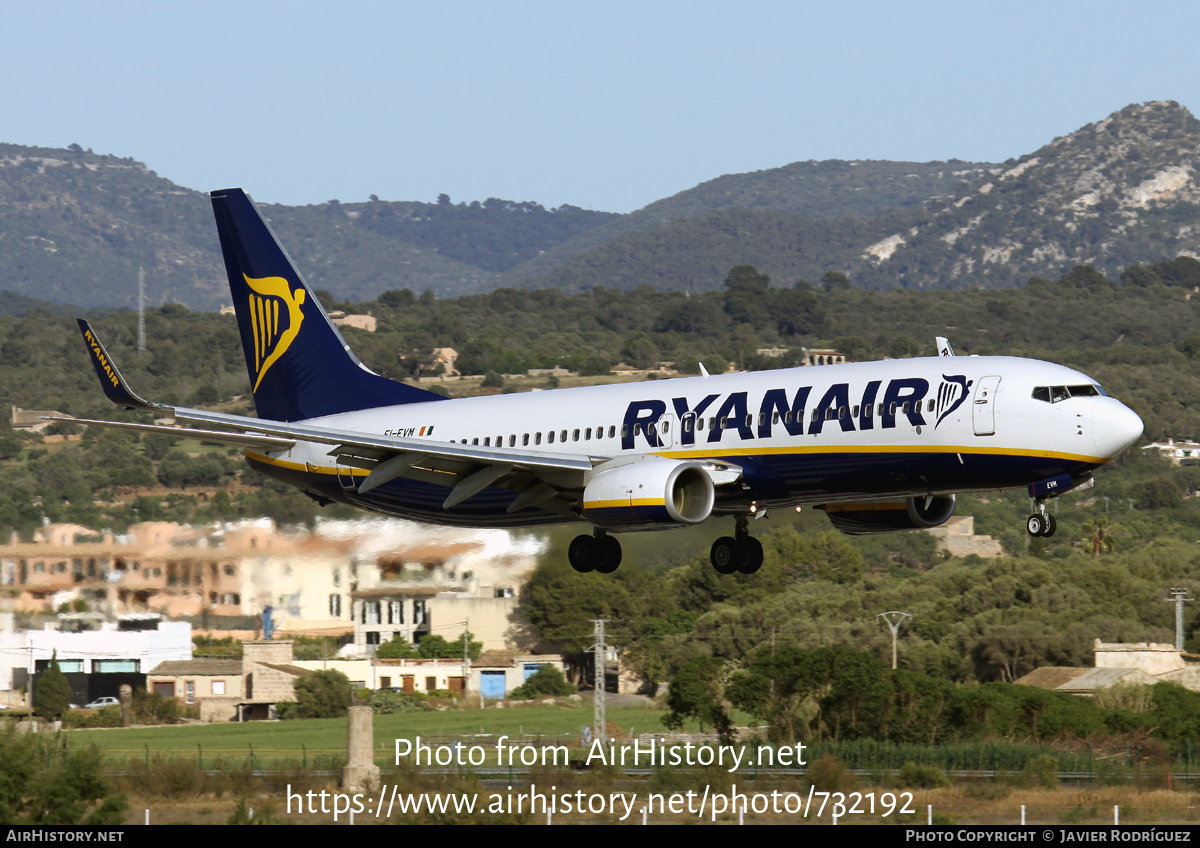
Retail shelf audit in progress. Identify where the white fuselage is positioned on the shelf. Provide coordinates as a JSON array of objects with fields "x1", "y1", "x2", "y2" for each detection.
[{"x1": 244, "y1": 355, "x2": 1143, "y2": 530}]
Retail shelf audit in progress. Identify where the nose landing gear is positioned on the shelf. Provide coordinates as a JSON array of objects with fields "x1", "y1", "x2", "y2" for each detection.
[
  {"x1": 1026, "y1": 501, "x2": 1057, "y2": 537},
  {"x1": 568, "y1": 528, "x2": 623, "y2": 573},
  {"x1": 710, "y1": 514, "x2": 764, "y2": 574}
]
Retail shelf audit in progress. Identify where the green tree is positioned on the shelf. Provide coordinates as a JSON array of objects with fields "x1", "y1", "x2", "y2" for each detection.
[
  {"x1": 0, "y1": 731, "x2": 127, "y2": 824},
  {"x1": 415, "y1": 632, "x2": 482, "y2": 661},
  {"x1": 726, "y1": 645, "x2": 824, "y2": 743},
  {"x1": 375, "y1": 636, "x2": 419, "y2": 659},
  {"x1": 723, "y1": 265, "x2": 771, "y2": 327},
  {"x1": 662, "y1": 656, "x2": 734, "y2": 744},
  {"x1": 34, "y1": 652, "x2": 73, "y2": 721},
  {"x1": 821, "y1": 271, "x2": 850, "y2": 292},
  {"x1": 293, "y1": 669, "x2": 353, "y2": 718}
]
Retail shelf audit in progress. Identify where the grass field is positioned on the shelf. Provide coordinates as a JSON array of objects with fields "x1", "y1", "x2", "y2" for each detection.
[{"x1": 67, "y1": 701, "x2": 682, "y2": 766}]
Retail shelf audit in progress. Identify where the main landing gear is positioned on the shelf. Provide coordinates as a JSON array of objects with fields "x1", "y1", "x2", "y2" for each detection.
[
  {"x1": 710, "y1": 514, "x2": 764, "y2": 575},
  {"x1": 1026, "y1": 500, "x2": 1057, "y2": 537},
  {"x1": 568, "y1": 528, "x2": 622, "y2": 573}
]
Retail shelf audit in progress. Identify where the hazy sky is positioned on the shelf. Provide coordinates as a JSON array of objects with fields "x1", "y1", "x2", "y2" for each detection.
[{"x1": 4, "y1": 1, "x2": 1199, "y2": 213}]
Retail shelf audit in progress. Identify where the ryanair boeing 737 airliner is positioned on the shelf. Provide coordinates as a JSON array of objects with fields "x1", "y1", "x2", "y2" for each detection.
[{"x1": 73, "y1": 189, "x2": 1144, "y2": 575}]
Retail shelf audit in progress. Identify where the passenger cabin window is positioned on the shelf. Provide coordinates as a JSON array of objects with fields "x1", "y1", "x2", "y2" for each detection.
[{"x1": 608, "y1": 425, "x2": 616, "y2": 438}]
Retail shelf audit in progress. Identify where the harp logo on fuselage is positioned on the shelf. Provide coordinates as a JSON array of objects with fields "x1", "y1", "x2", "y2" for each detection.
[{"x1": 245, "y1": 274, "x2": 306, "y2": 392}]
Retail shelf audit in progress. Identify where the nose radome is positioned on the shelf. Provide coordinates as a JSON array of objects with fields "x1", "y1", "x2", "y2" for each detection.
[{"x1": 1092, "y1": 400, "x2": 1144, "y2": 458}]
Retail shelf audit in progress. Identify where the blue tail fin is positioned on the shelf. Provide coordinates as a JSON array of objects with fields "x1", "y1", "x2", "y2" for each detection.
[{"x1": 210, "y1": 188, "x2": 445, "y2": 421}]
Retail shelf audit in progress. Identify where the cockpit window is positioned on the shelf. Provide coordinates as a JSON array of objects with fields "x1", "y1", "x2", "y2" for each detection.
[{"x1": 1032, "y1": 384, "x2": 1103, "y2": 403}]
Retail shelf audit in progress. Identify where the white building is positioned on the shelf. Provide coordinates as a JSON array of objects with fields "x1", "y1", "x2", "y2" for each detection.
[{"x1": 0, "y1": 612, "x2": 192, "y2": 693}]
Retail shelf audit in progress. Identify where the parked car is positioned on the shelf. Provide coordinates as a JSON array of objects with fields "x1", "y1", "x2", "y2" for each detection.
[{"x1": 83, "y1": 697, "x2": 119, "y2": 709}]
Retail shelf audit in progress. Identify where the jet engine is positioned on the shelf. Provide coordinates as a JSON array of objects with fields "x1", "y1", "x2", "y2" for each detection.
[
  {"x1": 822, "y1": 494, "x2": 956, "y2": 535},
  {"x1": 582, "y1": 457, "x2": 715, "y2": 530}
]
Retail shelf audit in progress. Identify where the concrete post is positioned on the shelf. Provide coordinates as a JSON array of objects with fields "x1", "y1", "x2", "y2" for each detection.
[
  {"x1": 120, "y1": 684, "x2": 133, "y2": 728},
  {"x1": 342, "y1": 705, "x2": 380, "y2": 794}
]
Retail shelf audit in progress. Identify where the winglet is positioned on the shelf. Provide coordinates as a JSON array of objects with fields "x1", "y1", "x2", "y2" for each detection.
[
  {"x1": 936, "y1": 337, "x2": 955, "y2": 357},
  {"x1": 77, "y1": 319, "x2": 164, "y2": 411}
]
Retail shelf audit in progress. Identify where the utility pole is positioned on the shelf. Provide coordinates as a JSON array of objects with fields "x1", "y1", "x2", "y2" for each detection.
[
  {"x1": 877, "y1": 611, "x2": 912, "y2": 670},
  {"x1": 137, "y1": 267, "x2": 146, "y2": 354},
  {"x1": 462, "y1": 618, "x2": 471, "y2": 698},
  {"x1": 589, "y1": 619, "x2": 608, "y2": 746},
  {"x1": 1166, "y1": 588, "x2": 1193, "y2": 651}
]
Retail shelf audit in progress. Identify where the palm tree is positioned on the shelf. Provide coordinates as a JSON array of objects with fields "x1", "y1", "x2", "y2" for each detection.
[{"x1": 1080, "y1": 516, "x2": 1120, "y2": 557}]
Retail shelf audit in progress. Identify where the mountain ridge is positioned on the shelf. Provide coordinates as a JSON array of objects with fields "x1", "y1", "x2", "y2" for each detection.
[{"x1": 1, "y1": 101, "x2": 1197, "y2": 308}]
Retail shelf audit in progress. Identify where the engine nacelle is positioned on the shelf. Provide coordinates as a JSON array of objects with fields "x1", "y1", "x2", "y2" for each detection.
[
  {"x1": 822, "y1": 494, "x2": 956, "y2": 535},
  {"x1": 582, "y1": 457, "x2": 715, "y2": 530}
]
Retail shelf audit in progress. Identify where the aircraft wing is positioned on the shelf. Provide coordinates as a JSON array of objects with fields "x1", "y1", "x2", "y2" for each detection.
[{"x1": 76, "y1": 318, "x2": 603, "y2": 511}]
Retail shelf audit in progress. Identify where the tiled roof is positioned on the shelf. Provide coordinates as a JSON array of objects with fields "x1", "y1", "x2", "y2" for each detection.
[
  {"x1": 1013, "y1": 667, "x2": 1089, "y2": 689},
  {"x1": 148, "y1": 659, "x2": 242, "y2": 676}
]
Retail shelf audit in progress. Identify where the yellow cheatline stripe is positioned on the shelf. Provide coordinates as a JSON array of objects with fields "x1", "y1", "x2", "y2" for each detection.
[
  {"x1": 654, "y1": 443, "x2": 1109, "y2": 464},
  {"x1": 583, "y1": 499, "x2": 666, "y2": 510}
]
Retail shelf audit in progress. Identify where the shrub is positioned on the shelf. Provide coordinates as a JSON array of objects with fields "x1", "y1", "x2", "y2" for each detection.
[
  {"x1": 0, "y1": 730, "x2": 127, "y2": 824},
  {"x1": 294, "y1": 670, "x2": 352, "y2": 719},
  {"x1": 370, "y1": 690, "x2": 432, "y2": 714},
  {"x1": 1025, "y1": 754, "x2": 1060, "y2": 789},
  {"x1": 62, "y1": 706, "x2": 122, "y2": 729},
  {"x1": 805, "y1": 753, "x2": 857, "y2": 793},
  {"x1": 509, "y1": 665, "x2": 575, "y2": 700},
  {"x1": 131, "y1": 689, "x2": 196, "y2": 725},
  {"x1": 898, "y1": 761, "x2": 951, "y2": 789}
]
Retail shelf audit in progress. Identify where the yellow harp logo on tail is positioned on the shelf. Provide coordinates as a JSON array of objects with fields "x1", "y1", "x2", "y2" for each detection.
[{"x1": 245, "y1": 274, "x2": 306, "y2": 392}]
